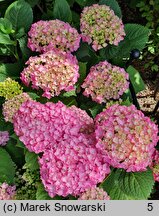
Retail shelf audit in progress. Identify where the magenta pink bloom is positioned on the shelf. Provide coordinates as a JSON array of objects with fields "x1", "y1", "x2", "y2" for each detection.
[
  {"x1": 151, "y1": 150, "x2": 159, "y2": 182},
  {"x1": 80, "y1": 4, "x2": 125, "y2": 51},
  {"x1": 0, "y1": 183, "x2": 16, "y2": 200},
  {"x1": 95, "y1": 105, "x2": 158, "y2": 172},
  {"x1": 39, "y1": 140, "x2": 110, "y2": 197},
  {"x1": 20, "y1": 50, "x2": 79, "y2": 99},
  {"x1": 13, "y1": 100, "x2": 94, "y2": 153},
  {"x1": 0, "y1": 131, "x2": 9, "y2": 146},
  {"x1": 82, "y1": 61, "x2": 129, "y2": 104},
  {"x1": 78, "y1": 187, "x2": 110, "y2": 200},
  {"x1": 28, "y1": 19, "x2": 81, "y2": 53}
]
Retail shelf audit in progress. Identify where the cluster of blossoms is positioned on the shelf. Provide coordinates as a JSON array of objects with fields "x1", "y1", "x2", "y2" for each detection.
[
  {"x1": 13, "y1": 100, "x2": 94, "y2": 153},
  {"x1": 94, "y1": 105, "x2": 158, "y2": 172},
  {"x1": 0, "y1": 183, "x2": 16, "y2": 200},
  {"x1": 3, "y1": 93, "x2": 31, "y2": 123},
  {"x1": 0, "y1": 131, "x2": 9, "y2": 146},
  {"x1": 82, "y1": 61, "x2": 129, "y2": 104},
  {"x1": 80, "y1": 4, "x2": 125, "y2": 51},
  {"x1": 151, "y1": 150, "x2": 159, "y2": 182},
  {"x1": 13, "y1": 100, "x2": 110, "y2": 197},
  {"x1": 20, "y1": 50, "x2": 79, "y2": 99},
  {"x1": 39, "y1": 142, "x2": 110, "y2": 197},
  {"x1": 28, "y1": 19, "x2": 81, "y2": 53},
  {"x1": 78, "y1": 187, "x2": 110, "y2": 200},
  {"x1": 0, "y1": 78, "x2": 22, "y2": 100}
]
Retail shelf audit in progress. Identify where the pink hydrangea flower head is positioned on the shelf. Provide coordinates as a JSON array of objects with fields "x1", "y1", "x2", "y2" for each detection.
[
  {"x1": 2, "y1": 93, "x2": 32, "y2": 123},
  {"x1": 0, "y1": 183, "x2": 16, "y2": 200},
  {"x1": 13, "y1": 100, "x2": 94, "y2": 153},
  {"x1": 78, "y1": 187, "x2": 110, "y2": 200},
  {"x1": 81, "y1": 61, "x2": 129, "y2": 104},
  {"x1": 95, "y1": 105, "x2": 159, "y2": 172},
  {"x1": 80, "y1": 4, "x2": 125, "y2": 51},
  {"x1": 151, "y1": 150, "x2": 159, "y2": 182},
  {"x1": 20, "y1": 50, "x2": 79, "y2": 99},
  {"x1": 0, "y1": 131, "x2": 9, "y2": 146},
  {"x1": 28, "y1": 19, "x2": 81, "y2": 53},
  {"x1": 39, "y1": 140, "x2": 110, "y2": 197}
]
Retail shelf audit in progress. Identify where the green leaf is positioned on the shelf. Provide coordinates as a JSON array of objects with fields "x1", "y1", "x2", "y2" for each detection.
[
  {"x1": 99, "y1": 0, "x2": 122, "y2": 18},
  {"x1": 5, "y1": 0, "x2": 33, "y2": 32},
  {"x1": 121, "y1": 98, "x2": 132, "y2": 106},
  {"x1": 75, "y1": 0, "x2": 88, "y2": 6},
  {"x1": 100, "y1": 24, "x2": 150, "y2": 60},
  {"x1": 26, "y1": 0, "x2": 39, "y2": 7},
  {"x1": 0, "y1": 44, "x2": 15, "y2": 56},
  {"x1": 127, "y1": 66, "x2": 145, "y2": 94},
  {"x1": 89, "y1": 104, "x2": 104, "y2": 118},
  {"x1": 100, "y1": 168, "x2": 154, "y2": 200},
  {"x1": 36, "y1": 182, "x2": 62, "y2": 200},
  {"x1": 36, "y1": 183, "x2": 53, "y2": 200},
  {"x1": 60, "y1": 96, "x2": 77, "y2": 106},
  {"x1": 75, "y1": 43, "x2": 91, "y2": 62},
  {"x1": 10, "y1": 133, "x2": 26, "y2": 149},
  {"x1": 15, "y1": 27, "x2": 25, "y2": 39},
  {"x1": 25, "y1": 150, "x2": 39, "y2": 171},
  {"x1": 0, "y1": 32, "x2": 15, "y2": 45},
  {"x1": 5, "y1": 140, "x2": 25, "y2": 166},
  {"x1": 67, "y1": 0, "x2": 75, "y2": 6},
  {"x1": 0, "y1": 110, "x2": 13, "y2": 132},
  {"x1": 53, "y1": 0, "x2": 72, "y2": 23},
  {"x1": 0, "y1": 148, "x2": 15, "y2": 184},
  {"x1": 121, "y1": 89, "x2": 132, "y2": 102},
  {"x1": 62, "y1": 90, "x2": 77, "y2": 97},
  {"x1": 27, "y1": 92, "x2": 40, "y2": 100},
  {"x1": 17, "y1": 35, "x2": 31, "y2": 61},
  {"x1": 0, "y1": 61, "x2": 23, "y2": 80},
  {"x1": 76, "y1": 62, "x2": 87, "y2": 88},
  {"x1": 0, "y1": 18, "x2": 13, "y2": 34},
  {"x1": 72, "y1": 11, "x2": 80, "y2": 29},
  {"x1": 75, "y1": 0, "x2": 96, "y2": 6}
]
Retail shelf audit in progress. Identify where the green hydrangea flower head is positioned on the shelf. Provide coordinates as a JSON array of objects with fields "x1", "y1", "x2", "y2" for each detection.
[{"x1": 0, "y1": 78, "x2": 23, "y2": 100}]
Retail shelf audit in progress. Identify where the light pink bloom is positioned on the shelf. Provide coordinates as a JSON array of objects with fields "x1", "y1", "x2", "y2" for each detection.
[
  {"x1": 0, "y1": 131, "x2": 9, "y2": 146},
  {"x1": 78, "y1": 187, "x2": 110, "y2": 200},
  {"x1": 151, "y1": 150, "x2": 159, "y2": 182},
  {"x1": 0, "y1": 183, "x2": 16, "y2": 200},
  {"x1": 28, "y1": 19, "x2": 81, "y2": 53},
  {"x1": 82, "y1": 61, "x2": 129, "y2": 103},
  {"x1": 95, "y1": 105, "x2": 159, "y2": 172},
  {"x1": 80, "y1": 4, "x2": 125, "y2": 51},
  {"x1": 3, "y1": 93, "x2": 31, "y2": 123},
  {"x1": 20, "y1": 50, "x2": 79, "y2": 99}
]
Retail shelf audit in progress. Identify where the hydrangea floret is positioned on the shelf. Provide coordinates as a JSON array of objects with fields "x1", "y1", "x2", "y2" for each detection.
[
  {"x1": 39, "y1": 142, "x2": 110, "y2": 197},
  {"x1": 78, "y1": 187, "x2": 110, "y2": 200},
  {"x1": 28, "y1": 19, "x2": 81, "y2": 53},
  {"x1": 3, "y1": 93, "x2": 31, "y2": 123},
  {"x1": 95, "y1": 104, "x2": 158, "y2": 172},
  {"x1": 13, "y1": 100, "x2": 94, "y2": 153},
  {"x1": 0, "y1": 183, "x2": 16, "y2": 200},
  {"x1": 0, "y1": 78, "x2": 23, "y2": 100},
  {"x1": 20, "y1": 50, "x2": 79, "y2": 99},
  {"x1": 0, "y1": 131, "x2": 9, "y2": 146},
  {"x1": 151, "y1": 150, "x2": 159, "y2": 182},
  {"x1": 81, "y1": 61, "x2": 129, "y2": 104},
  {"x1": 80, "y1": 4, "x2": 125, "y2": 51}
]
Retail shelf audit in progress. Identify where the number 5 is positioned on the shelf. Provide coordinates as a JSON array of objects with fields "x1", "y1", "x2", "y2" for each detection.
[{"x1": 147, "y1": 203, "x2": 153, "y2": 211}]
